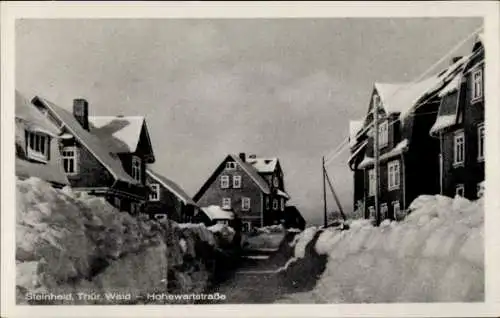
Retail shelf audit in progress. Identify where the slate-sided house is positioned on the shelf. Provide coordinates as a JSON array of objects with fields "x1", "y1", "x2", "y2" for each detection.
[
  {"x1": 143, "y1": 169, "x2": 200, "y2": 223},
  {"x1": 15, "y1": 91, "x2": 69, "y2": 187},
  {"x1": 348, "y1": 56, "x2": 469, "y2": 222},
  {"x1": 430, "y1": 34, "x2": 485, "y2": 200},
  {"x1": 193, "y1": 153, "x2": 290, "y2": 231},
  {"x1": 30, "y1": 96, "x2": 155, "y2": 214}
]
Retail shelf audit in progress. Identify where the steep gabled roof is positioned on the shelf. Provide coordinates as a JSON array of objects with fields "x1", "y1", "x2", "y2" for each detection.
[
  {"x1": 146, "y1": 169, "x2": 196, "y2": 206},
  {"x1": 15, "y1": 91, "x2": 60, "y2": 136},
  {"x1": 32, "y1": 96, "x2": 140, "y2": 186},
  {"x1": 88, "y1": 116, "x2": 155, "y2": 162},
  {"x1": 194, "y1": 154, "x2": 271, "y2": 201},
  {"x1": 246, "y1": 157, "x2": 278, "y2": 173}
]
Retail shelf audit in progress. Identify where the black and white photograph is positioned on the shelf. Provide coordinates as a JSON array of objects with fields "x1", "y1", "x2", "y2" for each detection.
[{"x1": 1, "y1": 1, "x2": 500, "y2": 317}]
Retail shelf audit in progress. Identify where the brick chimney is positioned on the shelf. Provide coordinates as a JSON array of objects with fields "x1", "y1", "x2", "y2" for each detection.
[
  {"x1": 451, "y1": 56, "x2": 462, "y2": 65},
  {"x1": 73, "y1": 99, "x2": 89, "y2": 130},
  {"x1": 239, "y1": 152, "x2": 246, "y2": 162}
]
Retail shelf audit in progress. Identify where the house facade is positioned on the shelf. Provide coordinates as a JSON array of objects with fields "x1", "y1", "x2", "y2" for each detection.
[
  {"x1": 143, "y1": 169, "x2": 199, "y2": 223},
  {"x1": 193, "y1": 153, "x2": 290, "y2": 231},
  {"x1": 348, "y1": 56, "x2": 470, "y2": 223},
  {"x1": 430, "y1": 34, "x2": 485, "y2": 200},
  {"x1": 30, "y1": 96, "x2": 155, "y2": 214},
  {"x1": 15, "y1": 91, "x2": 69, "y2": 187}
]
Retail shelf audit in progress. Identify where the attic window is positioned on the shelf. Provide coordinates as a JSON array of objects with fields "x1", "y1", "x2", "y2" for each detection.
[
  {"x1": 25, "y1": 131, "x2": 50, "y2": 162},
  {"x1": 132, "y1": 156, "x2": 142, "y2": 182},
  {"x1": 226, "y1": 162, "x2": 237, "y2": 170}
]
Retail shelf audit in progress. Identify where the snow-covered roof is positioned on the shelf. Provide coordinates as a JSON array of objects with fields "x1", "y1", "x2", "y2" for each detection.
[
  {"x1": 374, "y1": 76, "x2": 439, "y2": 119},
  {"x1": 476, "y1": 33, "x2": 485, "y2": 46},
  {"x1": 230, "y1": 155, "x2": 271, "y2": 194},
  {"x1": 349, "y1": 120, "x2": 363, "y2": 147},
  {"x1": 430, "y1": 115, "x2": 457, "y2": 136},
  {"x1": 146, "y1": 169, "x2": 196, "y2": 206},
  {"x1": 15, "y1": 91, "x2": 60, "y2": 136},
  {"x1": 33, "y1": 96, "x2": 140, "y2": 186},
  {"x1": 358, "y1": 139, "x2": 409, "y2": 169},
  {"x1": 247, "y1": 157, "x2": 278, "y2": 173},
  {"x1": 277, "y1": 189, "x2": 290, "y2": 200},
  {"x1": 88, "y1": 116, "x2": 147, "y2": 154},
  {"x1": 438, "y1": 73, "x2": 463, "y2": 98},
  {"x1": 201, "y1": 205, "x2": 234, "y2": 221},
  {"x1": 16, "y1": 158, "x2": 69, "y2": 186},
  {"x1": 347, "y1": 140, "x2": 368, "y2": 167}
]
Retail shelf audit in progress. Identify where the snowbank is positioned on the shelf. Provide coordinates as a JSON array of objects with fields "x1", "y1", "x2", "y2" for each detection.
[
  {"x1": 16, "y1": 177, "x2": 226, "y2": 304},
  {"x1": 278, "y1": 194, "x2": 484, "y2": 303}
]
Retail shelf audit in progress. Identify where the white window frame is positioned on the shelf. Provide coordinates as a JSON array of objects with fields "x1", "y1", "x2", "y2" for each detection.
[
  {"x1": 222, "y1": 197, "x2": 231, "y2": 210},
  {"x1": 226, "y1": 161, "x2": 236, "y2": 170},
  {"x1": 131, "y1": 156, "x2": 142, "y2": 182},
  {"x1": 273, "y1": 199, "x2": 279, "y2": 210},
  {"x1": 368, "y1": 169, "x2": 376, "y2": 196},
  {"x1": 149, "y1": 183, "x2": 160, "y2": 201},
  {"x1": 471, "y1": 69, "x2": 483, "y2": 102},
  {"x1": 392, "y1": 201, "x2": 400, "y2": 220},
  {"x1": 478, "y1": 123, "x2": 485, "y2": 162},
  {"x1": 380, "y1": 203, "x2": 388, "y2": 220},
  {"x1": 26, "y1": 131, "x2": 50, "y2": 162},
  {"x1": 242, "y1": 221, "x2": 252, "y2": 232},
  {"x1": 220, "y1": 175, "x2": 229, "y2": 189},
  {"x1": 456, "y1": 184, "x2": 465, "y2": 197},
  {"x1": 454, "y1": 130, "x2": 465, "y2": 166},
  {"x1": 378, "y1": 120, "x2": 389, "y2": 148},
  {"x1": 280, "y1": 198, "x2": 285, "y2": 211},
  {"x1": 233, "y1": 175, "x2": 242, "y2": 188},
  {"x1": 387, "y1": 160, "x2": 400, "y2": 191},
  {"x1": 130, "y1": 202, "x2": 140, "y2": 214},
  {"x1": 241, "y1": 197, "x2": 251, "y2": 211},
  {"x1": 62, "y1": 146, "x2": 78, "y2": 175},
  {"x1": 368, "y1": 206, "x2": 375, "y2": 219}
]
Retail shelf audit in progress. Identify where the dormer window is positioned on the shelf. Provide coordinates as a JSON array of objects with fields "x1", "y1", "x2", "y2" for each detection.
[
  {"x1": 131, "y1": 156, "x2": 142, "y2": 182},
  {"x1": 25, "y1": 131, "x2": 50, "y2": 162},
  {"x1": 471, "y1": 69, "x2": 483, "y2": 102},
  {"x1": 273, "y1": 176, "x2": 279, "y2": 187},
  {"x1": 62, "y1": 146, "x2": 78, "y2": 175},
  {"x1": 378, "y1": 120, "x2": 388, "y2": 148},
  {"x1": 226, "y1": 161, "x2": 237, "y2": 170}
]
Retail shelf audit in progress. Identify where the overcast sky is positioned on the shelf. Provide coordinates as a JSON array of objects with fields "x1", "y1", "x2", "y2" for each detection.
[{"x1": 16, "y1": 18, "x2": 482, "y2": 225}]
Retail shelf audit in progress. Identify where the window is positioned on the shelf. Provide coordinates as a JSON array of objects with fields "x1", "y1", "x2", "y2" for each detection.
[
  {"x1": 233, "y1": 175, "x2": 242, "y2": 188},
  {"x1": 265, "y1": 196, "x2": 270, "y2": 209},
  {"x1": 114, "y1": 197, "x2": 121, "y2": 210},
  {"x1": 280, "y1": 198, "x2": 285, "y2": 211},
  {"x1": 380, "y1": 203, "x2": 388, "y2": 220},
  {"x1": 378, "y1": 120, "x2": 388, "y2": 148},
  {"x1": 62, "y1": 146, "x2": 78, "y2": 175},
  {"x1": 241, "y1": 197, "x2": 251, "y2": 211},
  {"x1": 273, "y1": 199, "x2": 279, "y2": 210},
  {"x1": 26, "y1": 131, "x2": 49, "y2": 161},
  {"x1": 273, "y1": 176, "x2": 279, "y2": 187},
  {"x1": 131, "y1": 156, "x2": 142, "y2": 182},
  {"x1": 222, "y1": 197, "x2": 231, "y2": 210},
  {"x1": 368, "y1": 206, "x2": 375, "y2": 219},
  {"x1": 387, "y1": 160, "x2": 400, "y2": 190},
  {"x1": 392, "y1": 201, "x2": 400, "y2": 220},
  {"x1": 226, "y1": 161, "x2": 236, "y2": 170},
  {"x1": 454, "y1": 130, "x2": 465, "y2": 165},
  {"x1": 456, "y1": 184, "x2": 465, "y2": 197},
  {"x1": 478, "y1": 124, "x2": 485, "y2": 161},
  {"x1": 472, "y1": 69, "x2": 483, "y2": 101},
  {"x1": 220, "y1": 175, "x2": 229, "y2": 189},
  {"x1": 242, "y1": 221, "x2": 252, "y2": 232},
  {"x1": 149, "y1": 183, "x2": 160, "y2": 201},
  {"x1": 130, "y1": 202, "x2": 140, "y2": 214},
  {"x1": 368, "y1": 169, "x2": 376, "y2": 196}
]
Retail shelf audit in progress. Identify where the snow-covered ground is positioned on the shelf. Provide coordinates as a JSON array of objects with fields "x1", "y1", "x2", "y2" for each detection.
[
  {"x1": 278, "y1": 194, "x2": 484, "y2": 303},
  {"x1": 16, "y1": 177, "x2": 233, "y2": 304}
]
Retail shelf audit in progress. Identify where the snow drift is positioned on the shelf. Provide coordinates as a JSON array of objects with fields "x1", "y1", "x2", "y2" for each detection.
[
  {"x1": 16, "y1": 177, "x2": 233, "y2": 304},
  {"x1": 278, "y1": 194, "x2": 484, "y2": 303}
]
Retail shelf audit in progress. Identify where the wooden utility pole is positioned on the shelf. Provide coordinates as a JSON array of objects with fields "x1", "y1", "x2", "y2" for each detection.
[
  {"x1": 324, "y1": 169, "x2": 346, "y2": 221},
  {"x1": 373, "y1": 96, "x2": 381, "y2": 226},
  {"x1": 322, "y1": 156, "x2": 327, "y2": 228}
]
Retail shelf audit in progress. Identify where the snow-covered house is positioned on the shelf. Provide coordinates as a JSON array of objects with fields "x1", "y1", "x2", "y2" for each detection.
[
  {"x1": 15, "y1": 91, "x2": 69, "y2": 187},
  {"x1": 193, "y1": 153, "x2": 290, "y2": 231},
  {"x1": 30, "y1": 96, "x2": 156, "y2": 214},
  {"x1": 143, "y1": 169, "x2": 199, "y2": 223},
  {"x1": 430, "y1": 34, "x2": 485, "y2": 200},
  {"x1": 348, "y1": 55, "x2": 469, "y2": 223}
]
